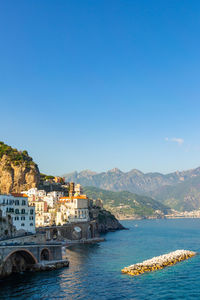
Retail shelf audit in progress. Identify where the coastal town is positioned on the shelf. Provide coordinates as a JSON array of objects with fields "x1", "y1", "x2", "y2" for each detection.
[
  {"x1": 0, "y1": 174, "x2": 124, "y2": 279},
  {"x1": 0, "y1": 179, "x2": 96, "y2": 234}
]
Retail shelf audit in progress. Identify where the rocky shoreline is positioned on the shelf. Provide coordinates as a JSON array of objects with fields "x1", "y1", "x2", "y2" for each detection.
[{"x1": 90, "y1": 207, "x2": 126, "y2": 233}]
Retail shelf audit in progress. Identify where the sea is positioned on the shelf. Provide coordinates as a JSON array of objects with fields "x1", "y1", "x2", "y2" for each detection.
[{"x1": 0, "y1": 218, "x2": 200, "y2": 299}]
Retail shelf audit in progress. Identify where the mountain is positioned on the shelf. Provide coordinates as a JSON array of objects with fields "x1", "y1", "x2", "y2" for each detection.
[
  {"x1": 64, "y1": 167, "x2": 200, "y2": 211},
  {"x1": 151, "y1": 175, "x2": 200, "y2": 211},
  {"x1": 0, "y1": 142, "x2": 40, "y2": 194},
  {"x1": 84, "y1": 186, "x2": 171, "y2": 219},
  {"x1": 64, "y1": 167, "x2": 200, "y2": 194}
]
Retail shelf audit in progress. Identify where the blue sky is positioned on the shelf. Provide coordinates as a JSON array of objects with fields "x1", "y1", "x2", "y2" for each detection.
[{"x1": 0, "y1": 0, "x2": 200, "y2": 175}]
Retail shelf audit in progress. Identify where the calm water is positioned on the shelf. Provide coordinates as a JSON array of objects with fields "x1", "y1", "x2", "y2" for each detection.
[{"x1": 1, "y1": 219, "x2": 200, "y2": 299}]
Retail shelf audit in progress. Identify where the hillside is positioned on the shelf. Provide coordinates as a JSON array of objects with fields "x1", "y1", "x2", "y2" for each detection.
[
  {"x1": 84, "y1": 186, "x2": 171, "y2": 219},
  {"x1": 0, "y1": 142, "x2": 40, "y2": 194},
  {"x1": 151, "y1": 176, "x2": 200, "y2": 211}
]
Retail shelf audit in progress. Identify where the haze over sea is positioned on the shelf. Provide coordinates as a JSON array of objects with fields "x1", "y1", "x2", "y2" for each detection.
[{"x1": 0, "y1": 219, "x2": 200, "y2": 299}]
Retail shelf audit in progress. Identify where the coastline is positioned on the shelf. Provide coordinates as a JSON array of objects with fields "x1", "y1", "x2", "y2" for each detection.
[{"x1": 118, "y1": 216, "x2": 200, "y2": 221}]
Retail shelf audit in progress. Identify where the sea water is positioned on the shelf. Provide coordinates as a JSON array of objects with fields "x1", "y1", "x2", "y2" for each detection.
[{"x1": 0, "y1": 218, "x2": 200, "y2": 299}]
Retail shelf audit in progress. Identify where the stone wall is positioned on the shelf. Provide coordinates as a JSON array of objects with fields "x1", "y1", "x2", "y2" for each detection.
[
  {"x1": 0, "y1": 233, "x2": 46, "y2": 245},
  {"x1": 38, "y1": 221, "x2": 99, "y2": 241}
]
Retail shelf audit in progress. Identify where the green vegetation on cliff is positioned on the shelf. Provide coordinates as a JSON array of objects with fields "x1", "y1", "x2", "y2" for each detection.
[
  {"x1": 40, "y1": 173, "x2": 55, "y2": 181},
  {"x1": 0, "y1": 142, "x2": 36, "y2": 167},
  {"x1": 84, "y1": 186, "x2": 170, "y2": 218}
]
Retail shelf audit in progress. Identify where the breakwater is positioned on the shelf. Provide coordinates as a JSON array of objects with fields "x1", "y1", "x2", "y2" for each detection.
[{"x1": 122, "y1": 249, "x2": 196, "y2": 276}]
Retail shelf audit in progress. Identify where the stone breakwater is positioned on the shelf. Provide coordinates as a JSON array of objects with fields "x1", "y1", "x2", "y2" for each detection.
[{"x1": 121, "y1": 250, "x2": 196, "y2": 276}]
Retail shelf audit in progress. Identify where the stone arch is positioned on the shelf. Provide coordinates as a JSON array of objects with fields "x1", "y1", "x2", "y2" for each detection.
[
  {"x1": 40, "y1": 248, "x2": 51, "y2": 261},
  {"x1": 3, "y1": 249, "x2": 37, "y2": 264},
  {"x1": 2, "y1": 249, "x2": 37, "y2": 278}
]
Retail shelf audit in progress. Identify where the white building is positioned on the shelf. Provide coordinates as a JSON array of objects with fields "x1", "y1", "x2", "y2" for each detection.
[
  {"x1": 43, "y1": 191, "x2": 63, "y2": 208},
  {"x1": 59, "y1": 195, "x2": 89, "y2": 223},
  {"x1": 23, "y1": 188, "x2": 63, "y2": 209},
  {"x1": 0, "y1": 194, "x2": 36, "y2": 233},
  {"x1": 22, "y1": 188, "x2": 47, "y2": 198}
]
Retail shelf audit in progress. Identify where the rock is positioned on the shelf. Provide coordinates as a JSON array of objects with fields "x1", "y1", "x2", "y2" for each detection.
[
  {"x1": 90, "y1": 207, "x2": 126, "y2": 233},
  {"x1": 0, "y1": 142, "x2": 40, "y2": 194}
]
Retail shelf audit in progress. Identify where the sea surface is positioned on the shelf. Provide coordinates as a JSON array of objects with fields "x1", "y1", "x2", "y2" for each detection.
[{"x1": 1, "y1": 219, "x2": 200, "y2": 299}]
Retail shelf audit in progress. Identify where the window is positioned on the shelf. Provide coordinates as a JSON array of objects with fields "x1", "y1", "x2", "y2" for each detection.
[
  {"x1": 15, "y1": 200, "x2": 19, "y2": 205},
  {"x1": 15, "y1": 209, "x2": 19, "y2": 214},
  {"x1": 21, "y1": 209, "x2": 25, "y2": 214},
  {"x1": 30, "y1": 223, "x2": 33, "y2": 226},
  {"x1": 21, "y1": 216, "x2": 25, "y2": 220},
  {"x1": 30, "y1": 209, "x2": 34, "y2": 215},
  {"x1": 21, "y1": 223, "x2": 25, "y2": 226},
  {"x1": 22, "y1": 200, "x2": 26, "y2": 206}
]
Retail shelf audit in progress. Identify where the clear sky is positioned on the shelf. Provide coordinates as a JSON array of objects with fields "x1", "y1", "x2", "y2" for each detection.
[{"x1": 0, "y1": 0, "x2": 200, "y2": 175}]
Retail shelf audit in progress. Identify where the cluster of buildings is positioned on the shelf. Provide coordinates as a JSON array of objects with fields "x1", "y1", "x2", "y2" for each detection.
[
  {"x1": 0, "y1": 176, "x2": 104, "y2": 239},
  {"x1": 165, "y1": 209, "x2": 200, "y2": 219},
  {"x1": 22, "y1": 182, "x2": 90, "y2": 228}
]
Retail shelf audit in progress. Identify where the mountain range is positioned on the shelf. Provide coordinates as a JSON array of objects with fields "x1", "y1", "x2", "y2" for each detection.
[{"x1": 64, "y1": 167, "x2": 200, "y2": 211}]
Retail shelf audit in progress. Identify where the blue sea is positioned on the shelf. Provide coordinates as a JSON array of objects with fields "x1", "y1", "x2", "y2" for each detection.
[{"x1": 1, "y1": 219, "x2": 200, "y2": 299}]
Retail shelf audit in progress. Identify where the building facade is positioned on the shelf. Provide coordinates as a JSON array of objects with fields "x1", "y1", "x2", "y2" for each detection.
[
  {"x1": 0, "y1": 194, "x2": 35, "y2": 233},
  {"x1": 59, "y1": 195, "x2": 89, "y2": 223}
]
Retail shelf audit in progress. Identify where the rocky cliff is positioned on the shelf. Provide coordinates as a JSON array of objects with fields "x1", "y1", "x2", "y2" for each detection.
[
  {"x1": 0, "y1": 142, "x2": 40, "y2": 194},
  {"x1": 90, "y1": 207, "x2": 125, "y2": 233}
]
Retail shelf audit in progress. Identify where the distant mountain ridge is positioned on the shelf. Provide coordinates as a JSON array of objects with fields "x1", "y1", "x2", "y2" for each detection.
[
  {"x1": 64, "y1": 167, "x2": 200, "y2": 194},
  {"x1": 64, "y1": 167, "x2": 200, "y2": 211}
]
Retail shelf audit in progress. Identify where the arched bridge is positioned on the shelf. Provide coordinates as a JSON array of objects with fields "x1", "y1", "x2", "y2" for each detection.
[
  {"x1": 38, "y1": 221, "x2": 99, "y2": 241},
  {"x1": 0, "y1": 243, "x2": 63, "y2": 278}
]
